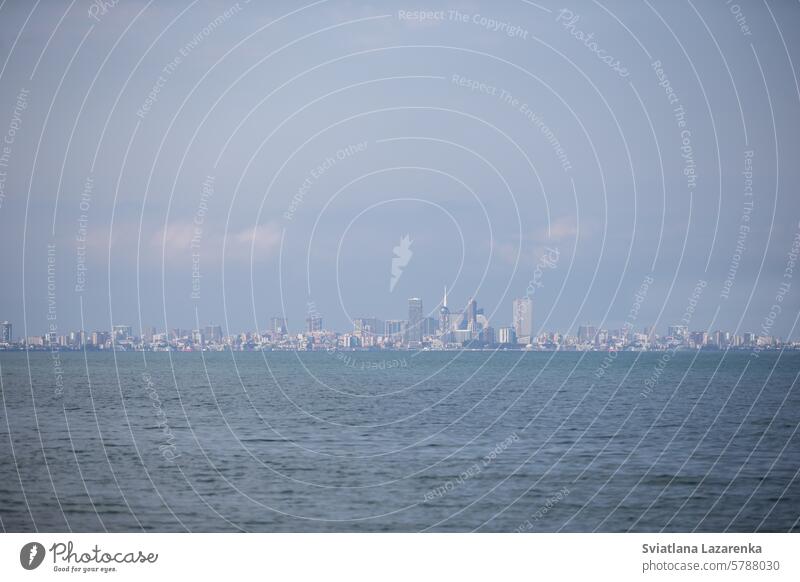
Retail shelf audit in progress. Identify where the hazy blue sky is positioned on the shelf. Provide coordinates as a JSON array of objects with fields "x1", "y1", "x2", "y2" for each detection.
[{"x1": 1, "y1": 0, "x2": 799, "y2": 338}]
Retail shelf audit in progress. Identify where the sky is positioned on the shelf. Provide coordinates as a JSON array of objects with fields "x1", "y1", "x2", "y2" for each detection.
[{"x1": 0, "y1": 0, "x2": 799, "y2": 339}]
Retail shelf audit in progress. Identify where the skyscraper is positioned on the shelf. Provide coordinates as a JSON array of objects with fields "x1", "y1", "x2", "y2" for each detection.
[
  {"x1": 91, "y1": 331, "x2": 109, "y2": 348},
  {"x1": 192, "y1": 329, "x2": 204, "y2": 345},
  {"x1": 354, "y1": 317, "x2": 382, "y2": 339},
  {"x1": 462, "y1": 298, "x2": 477, "y2": 331},
  {"x1": 142, "y1": 326, "x2": 157, "y2": 342},
  {"x1": 512, "y1": 297, "x2": 533, "y2": 343},
  {"x1": 112, "y1": 324, "x2": 132, "y2": 343},
  {"x1": 578, "y1": 324, "x2": 597, "y2": 344},
  {"x1": 407, "y1": 297, "x2": 423, "y2": 346},
  {"x1": 270, "y1": 317, "x2": 288, "y2": 335},
  {"x1": 69, "y1": 330, "x2": 86, "y2": 348},
  {"x1": 439, "y1": 287, "x2": 450, "y2": 338},
  {"x1": 306, "y1": 315, "x2": 323, "y2": 333},
  {"x1": 0, "y1": 321, "x2": 11, "y2": 344},
  {"x1": 384, "y1": 319, "x2": 406, "y2": 342},
  {"x1": 667, "y1": 325, "x2": 688, "y2": 340},
  {"x1": 204, "y1": 324, "x2": 223, "y2": 343},
  {"x1": 498, "y1": 326, "x2": 517, "y2": 345}
]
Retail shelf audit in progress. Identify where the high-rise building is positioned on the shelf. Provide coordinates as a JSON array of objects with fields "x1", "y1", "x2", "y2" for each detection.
[
  {"x1": 69, "y1": 330, "x2": 86, "y2": 347},
  {"x1": 513, "y1": 297, "x2": 533, "y2": 343},
  {"x1": 0, "y1": 321, "x2": 11, "y2": 344},
  {"x1": 306, "y1": 315, "x2": 323, "y2": 333},
  {"x1": 668, "y1": 325, "x2": 688, "y2": 340},
  {"x1": 141, "y1": 326, "x2": 157, "y2": 342},
  {"x1": 270, "y1": 317, "x2": 288, "y2": 335},
  {"x1": 423, "y1": 317, "x2": 438, "y2": 337},
  {"x1": 577, "y1": 323, "x2": 597, "y2": 344},
  {"x1": 689, "y1": 331, "x2": 708, "y2": 347},
  {"x1": 439, "y1": 287, "x2": 451, "y2": 338},
  {"x1": 384, "y1": 320, "x2": 405, "y2": 342},
  {"x1": 407, "y1": 297, "x2": 423, "y2": 346},
  {"x1": 112, "y1": 325, "x2": 132, "y2": 343},
  {"x1": 354, "y1": 317, "x2": 382, "y2": 340},
  {"x1": 498, "y1": 327, "x2": 517, "y2": 345},
  {"x1": 204, "y1": 324, "x2": 223, "y2": 343},
  {"x1": 452, "y1": 329, "x2": 473, "y2": 344},
  {"x1": 191, "y1": 329, "x2": 204, "y2": 345},
  {"x1": 91, "y1": 331, "x2": 109, "y2": 348},
  {"x1": 460, "y1": 298, "x2": 477, "y2": 330},
  {"x1": 170, "y1": 328, "x2": 187, "y2": 341},
  {"x1": 711, "y1": 330, "x2": 730, "y2": 348}
]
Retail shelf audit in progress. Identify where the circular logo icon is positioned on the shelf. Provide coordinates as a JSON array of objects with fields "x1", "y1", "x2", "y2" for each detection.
[{"x1": 20, "y1": 542, "x2": 46, "y2": 570}]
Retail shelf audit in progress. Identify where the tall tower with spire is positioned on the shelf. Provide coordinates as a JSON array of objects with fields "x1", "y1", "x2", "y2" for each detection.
[{"x1": 439, "y1": 286, "x2": 451, "y2": 339}]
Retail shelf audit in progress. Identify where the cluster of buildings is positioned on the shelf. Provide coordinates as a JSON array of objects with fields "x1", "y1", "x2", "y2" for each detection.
[{"x1": 0, "y1": 295, "x2": 796, "y2": 353}]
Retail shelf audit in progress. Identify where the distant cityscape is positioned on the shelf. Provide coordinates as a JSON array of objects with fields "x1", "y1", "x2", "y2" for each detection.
[{"x1": 1, "y1": 289, "x2": 796, "y2": 353}]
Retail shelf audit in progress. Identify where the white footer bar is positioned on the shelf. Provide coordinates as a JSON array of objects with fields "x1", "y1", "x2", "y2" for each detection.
[{"x1": 1, "y1": 533, "x2": 797, "y2": 581}]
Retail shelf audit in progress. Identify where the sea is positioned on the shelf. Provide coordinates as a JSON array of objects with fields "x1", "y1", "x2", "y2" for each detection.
[{"x1": 0, "y1": 350, "x2": 798, "y2": 532}]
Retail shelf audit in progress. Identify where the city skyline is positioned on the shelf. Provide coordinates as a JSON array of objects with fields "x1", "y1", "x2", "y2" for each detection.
[
  {"x1": 5, "y1": 250, "x2": 799, "y2": 341},
  {"x1": 4, "y1": 256, "x2": 800, "y2": 343},
  {"x1": 2, "y1": 285, "x2": 795, "y2": 351}
]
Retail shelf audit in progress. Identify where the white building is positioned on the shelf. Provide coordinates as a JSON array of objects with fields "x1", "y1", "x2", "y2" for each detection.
[{"x1": 512, "y1": 297, "x2": 533, "y2": 343}]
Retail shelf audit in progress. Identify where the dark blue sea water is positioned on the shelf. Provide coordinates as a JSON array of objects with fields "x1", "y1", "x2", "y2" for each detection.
[{"x1": 1, "y1": 351, "x2": 798, "y2": 532}]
